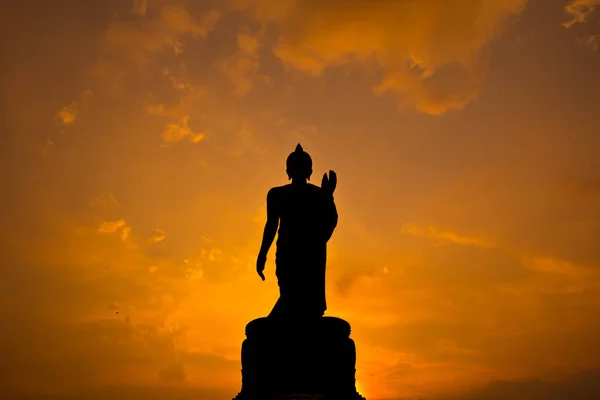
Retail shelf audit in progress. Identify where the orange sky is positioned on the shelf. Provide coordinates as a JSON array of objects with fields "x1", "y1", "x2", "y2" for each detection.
[{"x1": 2, "y1": 0, "x2": 600, "y2": 399}]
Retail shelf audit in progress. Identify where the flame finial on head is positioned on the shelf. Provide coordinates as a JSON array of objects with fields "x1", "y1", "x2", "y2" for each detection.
[{"x1": 295, "y1": 143, "x2": 304, "y2": 153}]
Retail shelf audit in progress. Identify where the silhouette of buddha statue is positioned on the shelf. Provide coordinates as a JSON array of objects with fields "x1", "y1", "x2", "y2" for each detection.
[
  {"x1": 233, "y1": 146, "x2": 364, "y2": 400},
  {"x1": 256, "y1": 144, "x2": 338, "y2": 320}
]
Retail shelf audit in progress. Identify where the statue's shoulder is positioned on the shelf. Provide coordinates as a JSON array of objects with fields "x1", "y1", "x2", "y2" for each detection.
[
  {"x1": 267, "y1": 185, "x2": 286, "y2": 198},
  {"x1": 310, "y1": 183, "x2": 329, "y2": 198},
  {"x1": 307, "y1": 183, "x2": 322, "y2": 192}
]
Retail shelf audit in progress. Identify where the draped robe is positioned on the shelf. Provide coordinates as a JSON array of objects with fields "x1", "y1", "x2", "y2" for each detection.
[{"x1": 267, "y1": 183, "x2": 338, "y2": 319}]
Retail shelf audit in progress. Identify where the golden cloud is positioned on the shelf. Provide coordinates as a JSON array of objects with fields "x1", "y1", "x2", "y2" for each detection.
[
  {"x1": 98, "y1": 219, "x2": 127, "y2": 234},
  {"x1": 147, "y1": 87, "x2": 205, "y2": 118},
  {"x1": 184, "y1": 259, "x2": 205, "y2": 281},
  {"x1": 98, "y1": 220, "x2": 133, "y2": 243},
  {"x1": 220, "y1": 27, "x2": 264, "y2": 96},
  {"x1": 235, "y1": 0, "x2": 526, "y2": 114},
  {"x1": 161, "y1": 116, "x2": 205, "y2": 144},
  {"x1": 57, "y1": 103, "x2": 77, "y2": 125},
  {"x1": 131, "y1": 0, "x2": 148, "y2": 16},
  {"x1": 522, "y1": 256, "x2": 595, "y2": 279},
  {"x1": 148, "y1": 228, "x2": 167, "y2": 244},
  {"x1": 93, "y1": 5, "x2": 221, "y2": 83},
  {"x1": 576, "y1": 34, "x2": 600, "y2": 51},
  {"x1": 121, "y1": 226, "x2": 132, "y2": 241},
  {"x1": 401, "y1": 223, "x2": 496, "y2": 248},
  {"x1": 163, "y1": 67, "x2": 193, "y2": 90},
  {"x1": 222, "y1": 120, "x2": 269, "y2": 156},
  {"x1": 89, "y1": 193, "x2": 121, "y2": 210},
  {"x1": 563, "y1": 0, "x2": 600, "y2": 28}
]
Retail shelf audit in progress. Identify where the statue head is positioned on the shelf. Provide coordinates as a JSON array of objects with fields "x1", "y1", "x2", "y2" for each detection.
[{"x1": 286, "y1": 143, "x2": 312, "y2": 181}]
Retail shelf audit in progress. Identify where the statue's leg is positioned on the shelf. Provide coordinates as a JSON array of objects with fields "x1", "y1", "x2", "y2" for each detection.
[
  {"x1": 269, "y1": 266, "x2": 291, "y2": 319},
  {"x1": 271, "y1": 256, "x2": 327, "y2": 319},
  {"x1": 268, "y1": 296, "x2": 284, "y2": 318}
]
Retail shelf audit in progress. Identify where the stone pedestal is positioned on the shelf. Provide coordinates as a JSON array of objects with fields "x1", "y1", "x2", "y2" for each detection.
[{"x1": 232, "y1": 316, "x2": 366, "y2": 400}]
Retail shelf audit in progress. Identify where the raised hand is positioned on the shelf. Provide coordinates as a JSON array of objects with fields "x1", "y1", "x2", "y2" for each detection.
[
  {"x1": 322, "y1": 170, "x2": 337, "y2": 194},
  {"x1": 321, "y1": 173, "x2": 329, "y2": 190},
  {"x1": 328, "y1": 170, "x2": 337, "y2": 194}
]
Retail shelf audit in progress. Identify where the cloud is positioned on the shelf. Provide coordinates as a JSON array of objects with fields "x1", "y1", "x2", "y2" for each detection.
[
  {"x1": 335, "y1": 266, "x2": 390, "y2": 297},
  {"x1": 162, "y1": 67, "x2": 192, "y2": 90},
  {"x1": 89, "y1": 193, "x2": 121, "y2": 210},
  {"x1": 106, "y1": 6, "x2": 220, "y2": 58},
  {"x1": 563, "y1": 0, "x2": 600, "y2": 28},
  {"x1": 445, "y1": 369, "x2": 600, "y2": 400},
  {"x1": 576, "y1": 34, "x2": 600, "y2": 51},
  {"x1": 401, "y1": 223, "x2": 496, "y2": 248},
  {"x1": 161, "y1": 116, "x2": 205, "y2": 144},
  {"x1": 98, "y1": 219, "x2": 127, "y2": 234},
  {"x1": 14, "y1": 386, "x2": 235, "y2": 400},
  {"x1": 41, "y1": 136, "x2": 54, "y2": 154},
  {"x1": 55, "y1": 90, "x2": 94, "y2": 126},
  {"x1": 131, "y1": 0, "x2": 148, "y2": 16},
  {"x1": 0, "y1": 239, "x2": 193, "y2": 396},
  {"x1": 148, "y1": 228, "x2": 166, "y2": 244},
  {"x1": 218, "y1": 119, "x2": 269, "y2": 156},
  {"x1": 498, "y1": 256, "x2": 600, "y2": 300},
  {"x1": 120, "y1": 226, "x2": 132, "y2": 241},
  {"x1": 220, "y1": 27, "x2": 264, "y2": 96},
  {"x1": 147, "y1": 83, "x2": 205, "y2": 118},
  {"x1": 148, "y1": 104, "x2": 168, "y2": 116},
  {"x1": 522, "y1": 256, "x2": 595, "y2": 279},
  {"x1": 0, "y1": 207, "x2": 252, "y2": 397},
  {"x1": 235, "y1": 0, "x2": 527, "y2": 114},
  {"x1": 157, "y1": 363, "x2": 187, "y2": 383},
  {"x1": 92, "y1": 5, "x2": 221, "y2": 84},
  {"x1": 146, "y1": 87, "x2": 208, "y2": 144},
  {"x1": 7, "y1": 1, "x2": 600, "y2": 398},
  {"x1": 98, "y1": 220, "x2": 132, "y2": 242},
  {"x1": 204, "y1": 248, "x2": 224, "y2": 263},
  {"x1": 57, "y1": 103, "x2": 77, "y2": 125},
  {"x1": 184, "y1": 259, "x2": 204, "y2": 281}
]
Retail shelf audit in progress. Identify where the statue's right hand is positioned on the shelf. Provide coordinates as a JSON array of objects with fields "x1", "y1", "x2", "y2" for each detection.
[
  {"x1": 328, "y1": 170, "x2": 337, "y2": 193},
  {"x1": 322, "y1": 170, "x2": 337, "y2": 194},
  {"x1": 321, "y1": 172, "x2": 329, "y2": 189},
  {"x1": 256, "y1": 254, "x2": 266, "y2": 281}
]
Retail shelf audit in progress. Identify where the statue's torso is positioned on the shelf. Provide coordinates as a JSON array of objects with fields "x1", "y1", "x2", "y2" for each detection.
[
  {"x1": 269, "y1": 183, "x2": 334, "y2": 317},
  {"x1": 273, "y1": 183, "x2": 329, "y2": 257}
]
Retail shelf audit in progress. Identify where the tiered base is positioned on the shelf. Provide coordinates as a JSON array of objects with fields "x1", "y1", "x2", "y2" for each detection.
[{"x1": 233, "y1": 316, "x2": 366, "y2": 400}]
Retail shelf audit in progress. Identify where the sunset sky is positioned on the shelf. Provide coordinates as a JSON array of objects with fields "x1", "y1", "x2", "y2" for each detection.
[{"x1": 2, "y1": 0, "x2": 600, "y2": 399}]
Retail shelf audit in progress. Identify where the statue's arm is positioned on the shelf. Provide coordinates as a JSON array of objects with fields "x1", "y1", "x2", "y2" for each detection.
[{"x1": 258, "y1": 188, "x2": 279, "y2": 258}]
